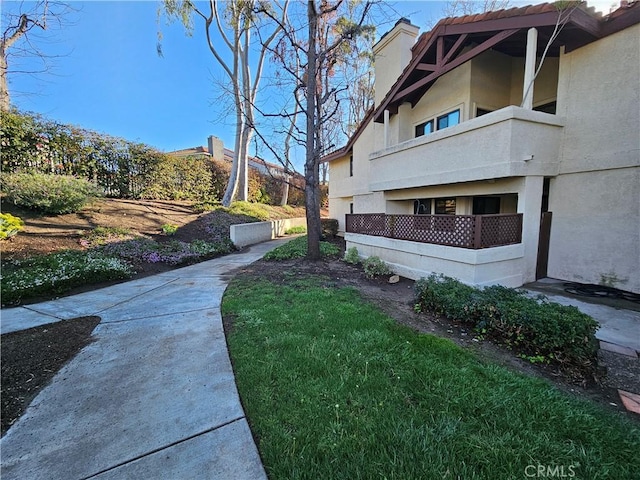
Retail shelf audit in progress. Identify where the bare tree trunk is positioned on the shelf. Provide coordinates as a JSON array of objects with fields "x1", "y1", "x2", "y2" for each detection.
[
  {"x1": 0, "y1": 46, "x2": 9, "y2": 111},
  {"x1": 222, "y1": 100, "x2": 243, "y2": 206},
  {"x1": 305, "y1": 0, "x2": 321, "y2": 260}
]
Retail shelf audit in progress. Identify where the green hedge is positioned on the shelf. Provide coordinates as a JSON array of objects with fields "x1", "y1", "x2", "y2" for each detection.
[{"x1": 415, "y1": 274, "x2": 599, "y2": 374}]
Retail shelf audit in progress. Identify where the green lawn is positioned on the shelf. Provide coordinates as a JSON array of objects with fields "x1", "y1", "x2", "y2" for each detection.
[{"x1": 223, "y1": 275, "x2": 640, "y2": 480}]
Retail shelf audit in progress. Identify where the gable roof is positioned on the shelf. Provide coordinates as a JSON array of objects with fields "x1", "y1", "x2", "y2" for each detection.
[
  {"x1": 323, "y1": 1, "x2": 639, "y2": 163},
  {"x1": 374, "y1": 1, "x2": 640, "y2": 123}
]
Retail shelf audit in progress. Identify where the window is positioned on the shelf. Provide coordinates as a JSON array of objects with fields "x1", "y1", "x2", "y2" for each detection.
[
  {"x1": 415, "y1": 120, "x2": 434, "y2": 138},
  {"x1": 349, "y1": 203, "x2": 354, "y2": 214},
  {"x1": 435, "y1": 198, "x2": 456, "y2": 215},
  {"x1": 437, "y1": 110, "x2": 460, "y2": 130},
  {"x1": 349, "y1": 155, "x2": 353, "y2": 177},
  {"x1": 476, "y1": 108, "x2": 492, "y2": 117},
  {"x1": 473, "y1": 197, "x2": 501, "y2": 215},
  {"x1": 413, "y1": 198, "x2": 431, "y2": 214}
]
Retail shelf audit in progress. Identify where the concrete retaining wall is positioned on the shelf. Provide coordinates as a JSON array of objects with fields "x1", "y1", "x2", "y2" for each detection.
[{"x1": 230, "y1": 217, "x2": 307, "y2": 248}]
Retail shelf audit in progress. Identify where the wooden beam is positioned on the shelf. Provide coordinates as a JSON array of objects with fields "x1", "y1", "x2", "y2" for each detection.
[
  {"x1": 436, "y1": 36, "x2": 444, "y2": 64},
  {"x1": 392, "y1": 29, "x2": 519, "y2": 102},
  {"x1": 441, "y1": 33, "x2": 468, "y2": 65},
  {"x1": 416, "y1": 63, "x2": 437, "y2": 71}
]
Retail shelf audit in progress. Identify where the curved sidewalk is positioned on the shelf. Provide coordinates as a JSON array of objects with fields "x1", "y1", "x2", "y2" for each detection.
[{"x1": 1, "y1": 239, "x2": 289, "y2": 480}]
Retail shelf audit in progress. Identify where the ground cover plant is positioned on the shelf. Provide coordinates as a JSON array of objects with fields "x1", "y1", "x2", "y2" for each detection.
[
  {"x1": 223, "y1": 274, "x2": 640, "y2": 480},
  {"x1": 263, "y1": 235, "x2": 340, "y2": 260},
  {"x1": 1, "y1": 250, "x2": 133, "y2": 305}
]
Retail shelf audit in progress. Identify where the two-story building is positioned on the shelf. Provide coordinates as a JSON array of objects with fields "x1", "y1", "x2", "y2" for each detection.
[{"x1": 325, "y1": 2, "x2": 639, "y2": 293}]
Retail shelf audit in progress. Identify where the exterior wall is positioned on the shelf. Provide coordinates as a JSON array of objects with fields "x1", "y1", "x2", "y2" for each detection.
[
  {"x1": 346, "y1": 233, "x2": 525, "y2": 287},
  {"x1": 471, "y1": 50, "x2": 513, "y2": 112},
  {"x1": 411, "y1": 62, "x2": 471, "y2": 128},
  {"x1": 373, "y1": 21, "x2": 419, "y2": 106},
  {"x1": 329, "y1": 196, "x2": 352, "y2": 234},
  {"x1": 230, "y1": 217, "x2": 307, "y2": 248},
  {"x1": 548, "y1": 24, "x2": 640, "y2": 293},
  {"x1": 510, "y1": 56, "x2": 559, "y2": 107},
  {"x1": 368, "y1": 107, "x2": 563, "y2": 192}
]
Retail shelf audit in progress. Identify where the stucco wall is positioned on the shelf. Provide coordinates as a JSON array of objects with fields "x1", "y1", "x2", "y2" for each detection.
[
  {"x1": 548, "y1": 24, "x2": 640, "y2": 293},
  {"x1": 230, "y1": 217, "x2": 307, "y2": 248},
  {"x1": 346, "y1": 233, "x2": 525, "y2": 287}
]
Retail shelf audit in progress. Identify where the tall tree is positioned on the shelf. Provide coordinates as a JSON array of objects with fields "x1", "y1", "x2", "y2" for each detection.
[
  {"x1": 0, "y1": 1, "x2": 74, "y2": 111},
  {"x1": 160, "y1": 0, "x2": 288, "y2": 206},
  {"x1": 259, "y1": 0, "x2": 375, "y2": 259}
]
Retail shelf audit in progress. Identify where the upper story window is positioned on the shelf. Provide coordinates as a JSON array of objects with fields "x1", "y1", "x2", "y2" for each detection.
[
  {"x1": 415, "y1": 120, "x2": 434, "y2": 138},
  {"x1": 437, "y1": 110, "x2": 460, "y2": 130},
  {"x1": 349, "y1": 155, "x2": 353, "y2": 177}
]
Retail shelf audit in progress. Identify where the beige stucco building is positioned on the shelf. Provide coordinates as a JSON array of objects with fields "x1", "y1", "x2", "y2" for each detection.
[{"x1": 326, "y1": 2, "x2": 639, "y2": 293}]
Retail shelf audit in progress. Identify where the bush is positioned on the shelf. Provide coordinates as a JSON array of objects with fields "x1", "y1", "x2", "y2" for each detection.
[
  {"x1": 1, "y1": 173, "x2": 102, "y2": 214},
  {"x1": 321, "y1": 218, "x2": 339, "y2": 238},
  {"x1": 0, "y1": 213, "x2": 24, "y2": 240},
  {"x1": 363, "y1": 256, "x2": 392, "y2": 279},
  {"x1": 141, "y1": 155, "x2": 214, "y2": 201},
  {"x1": 264, "y1": 235, "x2": 341, "y2": 260},
  {"x1": 414, "y1": 274, "x2": 599, "y2": 373},
  {"x1": 162, "y1": 224, "x2": 178, "y2": 235},
  {"x1": 285, "y1": 226, "x2": 307, "y2": 235},
  {"x1": 226, "y1": 201, "x2": 270, "y2": 221},
  {"x1": 343, "y1": 246, "x2": 360, "y2": 264}
]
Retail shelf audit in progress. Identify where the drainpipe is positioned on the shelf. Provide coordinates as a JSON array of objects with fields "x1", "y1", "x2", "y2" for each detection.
[
  {"x1": 522, "y1": 27, "x2": 538, "y2": 110},
  {"x1": 383, "y1": 109, "x2": 390, "y2": 148}
]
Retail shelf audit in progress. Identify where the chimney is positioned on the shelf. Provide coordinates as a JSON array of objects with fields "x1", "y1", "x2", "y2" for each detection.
[
  {"x1": 372, "y1": 18, "x2": 419, "y2": 106},
  {"x1": 207, "y1": 135, "x2": 224, "y2": 161}
]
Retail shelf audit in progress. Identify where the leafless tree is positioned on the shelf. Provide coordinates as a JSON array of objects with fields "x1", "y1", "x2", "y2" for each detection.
[
  {"x1": 442, "y1": 0, "x2": 511, "y2": 17},
  {"x1": 1, "y1": 0, "x2": 74, "y2": 111}
]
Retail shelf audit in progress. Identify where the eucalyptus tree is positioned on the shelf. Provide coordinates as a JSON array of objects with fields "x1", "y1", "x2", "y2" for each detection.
[{"x1": 160, "y1": 0, "x2": 289, "y2": 206}]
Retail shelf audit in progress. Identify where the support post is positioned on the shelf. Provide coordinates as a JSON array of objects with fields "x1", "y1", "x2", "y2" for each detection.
[
  {"x1": 384, "y1": 109, "x2": 390, "y2": 148},
  {"x1": 522, "y1": 27, "x2": 538, "y2": 109}
]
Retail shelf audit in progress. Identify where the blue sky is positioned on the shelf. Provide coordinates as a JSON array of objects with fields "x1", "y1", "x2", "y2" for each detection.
[{"x1": 7, "y1": 0, "x2": 615, "y2": 166}]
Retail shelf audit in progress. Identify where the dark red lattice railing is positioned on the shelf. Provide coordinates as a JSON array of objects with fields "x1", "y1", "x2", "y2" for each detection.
[{"x1": 345, "y1": 213, "x2": 522, "y2": 249}]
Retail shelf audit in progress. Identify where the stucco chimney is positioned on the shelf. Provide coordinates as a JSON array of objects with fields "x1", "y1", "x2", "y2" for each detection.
[
  {"x1": 207, "y1": 135, "x2": 224, "y2": 161},
  {"x1": 373, "y1": 18, "x2": 420, "y2": 106}
]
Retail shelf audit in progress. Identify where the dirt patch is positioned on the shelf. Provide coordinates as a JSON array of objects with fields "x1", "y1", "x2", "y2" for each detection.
[
  {"x1": 1, "y1": 316, "x2": 101, "y2": 436},
  {"x1": 1, "y1": 198, "x2": 205, "y2": 260}
]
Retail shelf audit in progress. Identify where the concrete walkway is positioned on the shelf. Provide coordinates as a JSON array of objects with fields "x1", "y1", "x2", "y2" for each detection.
[{"x1": 0, "y1": 239, "x2": 290, "y2": 480}]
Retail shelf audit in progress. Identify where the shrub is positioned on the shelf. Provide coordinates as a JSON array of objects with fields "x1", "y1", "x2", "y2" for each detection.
[
  {"x1": 414, "y1": 274, "x2": 599, "y2": 374},
  {"x1": 162, "y1": 223, "x2": 178, "y2": 235},
  {"x1": 321, "y1": 218, "x2": 339, "y2": 238},
  {"x1": 1, "y1": 173, "x2": 102, "y2": 214},
  {"x1": 363, "y1": 256, "x2": 392, "y2": 279},
  {"x1": 0, "y1": 213, "x2": 24, "y2": 240},
  {"x1": 227, "y1": 201, "x2": 270, "y2": 221},
  {"x1": 285, "y1": 225, "x2": 307, "y2": 235},
  {"x1": 141, "y1": 155, "x2": 213, "y2": 201},
  {"x1": 80, "y1": 226, "x2": 135, "y2": 247},
  {"x1": 264, "y1": 235, "x2": 341, "y2": 260},
  {"x1": 343, "y1": 246, "x2": 360, "y2": 264}
]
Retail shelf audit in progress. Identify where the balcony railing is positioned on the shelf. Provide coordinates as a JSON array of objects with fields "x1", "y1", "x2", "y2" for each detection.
[{"x1": 346, "y1": 213, "x2": 523, "y2": 249}]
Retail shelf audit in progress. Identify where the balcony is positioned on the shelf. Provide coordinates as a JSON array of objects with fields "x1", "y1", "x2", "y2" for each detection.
[
  {"x1": 369, "y1": 106, "x2": 564, "y2": 192},
  {"x1": 346, "y1": 213, "x2": 523, "y2": 249}
]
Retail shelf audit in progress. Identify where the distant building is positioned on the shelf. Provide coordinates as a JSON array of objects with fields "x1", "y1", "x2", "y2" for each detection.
[{"x1": 168, "y1": 135, "x2": 291, "y2": 180}]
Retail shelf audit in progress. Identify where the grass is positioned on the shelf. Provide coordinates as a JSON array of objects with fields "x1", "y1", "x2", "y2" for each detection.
[
  {"x1": 263, "y1": 235, "x2": 340, "y2": 260},
  {"x1": 223, "y1": 276, "x2": 640, "y2": 480}
]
